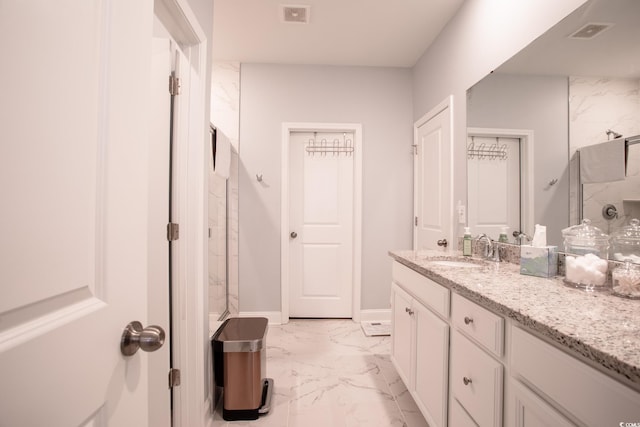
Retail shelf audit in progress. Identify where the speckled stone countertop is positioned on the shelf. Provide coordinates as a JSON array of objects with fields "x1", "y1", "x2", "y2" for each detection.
[{"x1": 389, "y1": 249, "x2": 640, "y2": 390}]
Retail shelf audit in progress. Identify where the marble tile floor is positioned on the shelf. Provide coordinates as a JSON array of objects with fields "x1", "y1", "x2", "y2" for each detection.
[{"x1": 212, "y1": 319, "x2": 429, "y2": 427}]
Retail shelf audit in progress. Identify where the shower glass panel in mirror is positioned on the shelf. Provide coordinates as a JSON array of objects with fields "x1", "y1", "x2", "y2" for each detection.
[
  {"x1": 466, "y1": 0, "x2": 640, "y2": 251},
  {"x1": 208, "y1": 125, "x2": 234, "y2": 321}
]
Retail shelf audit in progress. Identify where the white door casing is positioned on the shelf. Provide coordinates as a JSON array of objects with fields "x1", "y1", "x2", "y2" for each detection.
[
  {"x1": 152, "y1": 1, "x2": 209, "y2": 425},
  {"x1": 414, "y1": 97, "x2": 454, "y2": 251},
  {"x1": 0, "y1": 1, "x2": 156, "y2": 425},
  {"x1": 281, "y1": 123, "x2": 362, "y2": 323},
  {"x1": 467, "y1": 128, "x2": 535, "y2": 239},
  {"x1": 289, "y1": 131, "x2": 354, "y2": 318}
]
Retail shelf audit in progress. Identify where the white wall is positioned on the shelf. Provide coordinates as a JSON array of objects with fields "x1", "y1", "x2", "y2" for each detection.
[
  {"x1": 239, "y1": 64, "x2": 413, "y2": 312},
  {"x1": 412, "y1": 0, "x2": 588, "y2": 244},
  {"x1": 467, "y1": 73, "x2": 570, "y2": 246}
]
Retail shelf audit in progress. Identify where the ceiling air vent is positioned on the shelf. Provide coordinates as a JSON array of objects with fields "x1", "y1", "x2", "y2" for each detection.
[
  {"x1": 569, "y1": 23, "x2": 613, "y2": 39},
  {"x1": 281, "y1": 5, "x2": 310, "y2": 24}
]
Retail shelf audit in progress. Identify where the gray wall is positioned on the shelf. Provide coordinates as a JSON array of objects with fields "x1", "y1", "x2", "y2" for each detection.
[
  {"x1": 239, "y1": 64, "x2": 413, "y2": 312},
  {"x1": 467, "y1": 73, "x2": 570, "y2": 246},
  {"x1": 412, "y1": 0, "x2": 588, "y2": 244}
]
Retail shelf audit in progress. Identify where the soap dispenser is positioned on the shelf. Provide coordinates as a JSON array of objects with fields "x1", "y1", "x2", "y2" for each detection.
[
  {"x1": 463, "y1": 227, "x2": 472, "y2": 256},
  {"x1": 499, "y1": 226, "x2": 509, "y2": 243}
]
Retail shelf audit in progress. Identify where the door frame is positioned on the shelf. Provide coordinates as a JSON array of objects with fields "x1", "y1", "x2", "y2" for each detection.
[
  {"x1": 154, "y1": 0, "x2": 208, "y2": 426},
  {"x1": 413, "y1": 96, "x2": 454, "y2": 250},
  {"x1": 281, "y1": 122, "x2": 363, "y2": 324},
  {"x1": 467, "y1": 127, "x2": 535, "y2": 238}
]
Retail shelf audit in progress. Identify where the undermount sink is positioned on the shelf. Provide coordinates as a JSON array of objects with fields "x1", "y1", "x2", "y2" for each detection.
[{"x1": 428, "y1": 260, "x2": 483, "y2": 268}]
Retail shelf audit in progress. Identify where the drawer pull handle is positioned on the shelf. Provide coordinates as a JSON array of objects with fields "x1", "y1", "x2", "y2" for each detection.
[
  {"x1": 463, "y1": 376, "x2": 473, "y2": 386},
  {"x1": 464, "y1": 316, "x2": 474, "y2": 325},
  {"x1": 405, "y1": 307, "x2": 414, "y2": 316}
]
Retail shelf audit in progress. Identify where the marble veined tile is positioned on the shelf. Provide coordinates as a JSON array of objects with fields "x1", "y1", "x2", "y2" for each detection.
[{"x1": 212, "y1": 319, "x2": 426, "y2": 427}]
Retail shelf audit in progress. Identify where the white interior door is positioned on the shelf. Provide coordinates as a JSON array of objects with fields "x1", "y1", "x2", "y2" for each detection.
[
  {"x1": 0, "y1": 1, "x2": 162, "y2": 425},
  {"x1": 467, "y1": 135, "x2": 521, "y2": 240},
  {"x1": 414, "y1": 101, "x2": 452, "y2": 251},
  {"x1": 289, "y1": 131, "x2": 354, "y2": 318}
]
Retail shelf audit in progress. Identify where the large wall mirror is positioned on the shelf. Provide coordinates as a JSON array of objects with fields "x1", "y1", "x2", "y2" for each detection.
[{"x1": 466, "y1": 0, "x2": 640, "y2": 252}]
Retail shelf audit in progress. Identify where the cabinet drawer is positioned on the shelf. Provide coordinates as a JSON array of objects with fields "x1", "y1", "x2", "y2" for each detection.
[
  {"x1": 511, "y1": 326, "x2": 640, "y2": 427},
  {"x1": 452, "y1": 292, "x2": 504, "y2": 357},
  {"x1": 451, "y1": 330, "x2": 503, "y2": 427},
  {"x1": 392, "y1": 262, "x2": 450, "y2": 317}
]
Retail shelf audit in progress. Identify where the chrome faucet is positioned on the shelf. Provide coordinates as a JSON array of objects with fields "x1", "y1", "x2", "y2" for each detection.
[
  {"x1": 476, "y1": 234, "x2": 500, "y2": 262},
  {"x1": 513, "y1": 231, "x2": 532, "y2": 246}
]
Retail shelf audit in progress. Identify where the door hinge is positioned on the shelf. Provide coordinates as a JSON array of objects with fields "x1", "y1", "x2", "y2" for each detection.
[
  {"x1": 169, "y1": 75, "x2": 181, "y2": 96},
  {"x1": 167, "y1": 223, "x2": 180, "y2": 241},
  {"x1": 169, "y1": 368, "x2": 181, "y2": 388},
  {"x1": 415, "y1": 216, "x2": 418, "y2": 226},
  {"x1": 412, "y1": 144, "x2": 418, "y2": 155}
]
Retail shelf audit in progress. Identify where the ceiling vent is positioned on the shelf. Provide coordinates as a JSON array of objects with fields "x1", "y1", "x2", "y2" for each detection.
[
  {"x1": 569, "y1": 23, "x2": 613, "y2": 39},
  {"x1": 281, "y1": 5, "x2": 310, "y2": 24}
]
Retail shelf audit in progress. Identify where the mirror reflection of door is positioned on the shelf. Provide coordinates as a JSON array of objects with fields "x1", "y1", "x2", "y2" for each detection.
[{"x1": 467, "y1": 134, "x2": 521, "y2": 240}]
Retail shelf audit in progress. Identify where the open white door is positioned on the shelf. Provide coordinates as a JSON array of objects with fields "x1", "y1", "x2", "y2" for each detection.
[
  {"x1": 0, "y1": 1, "x2": 164, "y2": 425},
  {"x1": 414, "y1": 98, "x2": 453, "y2": 251}
]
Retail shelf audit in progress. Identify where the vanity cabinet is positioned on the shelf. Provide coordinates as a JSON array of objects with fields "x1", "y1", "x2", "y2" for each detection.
[
  {"x1": 510, "y1": 326, "x2": 640, "y2": 426},
  {"x1": 391, "y1": 258, "x2": 640, "y2": 427},
  {"x1": 391, "y1": 263, "x2": 450, "y2": 427}
]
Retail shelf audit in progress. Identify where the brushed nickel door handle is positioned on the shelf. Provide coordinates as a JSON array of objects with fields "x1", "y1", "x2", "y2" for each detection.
[{"x1": 121, "y1": 321, "x2": 165, "y2": 356}]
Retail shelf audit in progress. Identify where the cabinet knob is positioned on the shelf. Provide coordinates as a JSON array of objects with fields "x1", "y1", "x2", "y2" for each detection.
[
  {"x1": 405, "y1": 307, "x2": 414, "y2": 316},
  {"x1": 464, "y1": 316, "x2": 474, "y2": 325},
  {"x1": 463, "y1": 376, "x2": 473, "y2": 386}
]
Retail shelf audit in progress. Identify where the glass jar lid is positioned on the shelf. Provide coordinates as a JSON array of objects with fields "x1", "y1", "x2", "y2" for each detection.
[
  {"x1": 562, "y1": 219, "x2": 610, "y2": 247},
  {"x1": 610, "y1": 218, "x2": 640, "y2": 246}
]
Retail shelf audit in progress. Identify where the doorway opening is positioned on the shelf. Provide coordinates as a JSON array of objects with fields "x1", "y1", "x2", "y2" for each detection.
[
  {"x1": 281, "y1": 123, "x2": 363, "y2": 324},
  {"x1": 466, "y1": 128, "x2": 534, "y2": 240}
]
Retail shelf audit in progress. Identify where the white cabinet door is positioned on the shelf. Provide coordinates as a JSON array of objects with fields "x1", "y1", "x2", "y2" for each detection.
[
  {"x1": 391, "y1": 283, "x2": 413, "y2": 387},
  {"x1": 414, "y1": 301, "x2": 449, "y2": 427},
  {"x1": 512, "y1": 381, "x2": 575, "y2": 427}
]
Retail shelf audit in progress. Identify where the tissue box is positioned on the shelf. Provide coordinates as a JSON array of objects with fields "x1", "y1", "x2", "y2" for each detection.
[{"x1": 520, "y1": 245, "x2": 558, "y2": 278}]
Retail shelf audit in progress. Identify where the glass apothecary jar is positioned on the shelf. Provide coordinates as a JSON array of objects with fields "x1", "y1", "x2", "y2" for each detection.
[
  {"x1": 562, "y1": 219, "x2": 610, "y2": 291},
  {"x1": 610, "y1": 218, "x2": 640, "y2": 263},
  {"x1": 612, "y1": 261, "x2": 640, "y2": 299},
  {"x1": 610, "y1": 219, "x2": 640, "y2": 298}
]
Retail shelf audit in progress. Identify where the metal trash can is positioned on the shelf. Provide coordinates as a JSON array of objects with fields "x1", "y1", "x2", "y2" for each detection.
[{"x1": 212, "y1": 317, "x2": 273, "y2": 421}]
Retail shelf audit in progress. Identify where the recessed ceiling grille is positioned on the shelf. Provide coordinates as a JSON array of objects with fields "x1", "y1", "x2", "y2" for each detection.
[
  {"x1": 281, "y1": 5, "x2": 310, "y2": 24},
  {"x1": 569, "y1": 23, "x2": 613, "y2": 39}
]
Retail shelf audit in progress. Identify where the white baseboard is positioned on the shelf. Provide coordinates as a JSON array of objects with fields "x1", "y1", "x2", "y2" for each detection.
[
  {"x1": 235, "y1": 310, "x2": 390, "y2": 325},
  {"x1": 359, "y1": 309, "x2": 391, "y2": 323},
  {"x1": 238, "y1": 311, "x2": 283, "y2": 325}
]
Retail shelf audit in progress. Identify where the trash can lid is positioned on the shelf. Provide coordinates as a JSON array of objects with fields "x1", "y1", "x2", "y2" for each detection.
[{"x1": 213, "y1": 317, "x2": 268, "y2": 353}]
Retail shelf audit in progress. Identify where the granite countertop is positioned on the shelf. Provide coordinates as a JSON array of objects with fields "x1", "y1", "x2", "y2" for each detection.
[{"x1": 389, "y1": 249, "x2": 640, "y2": 391}]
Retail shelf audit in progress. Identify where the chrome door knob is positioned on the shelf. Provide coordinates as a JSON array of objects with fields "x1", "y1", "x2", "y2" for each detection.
[
  {"x1": 290, "y1": 231, "x2": 298, "y2": 239},
  {"x1": 121, "y1": 321, "x2": 165, "y2": 356},
  {"x1": 437, "y1": 239, "x2": 448, "y2": 247}
]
